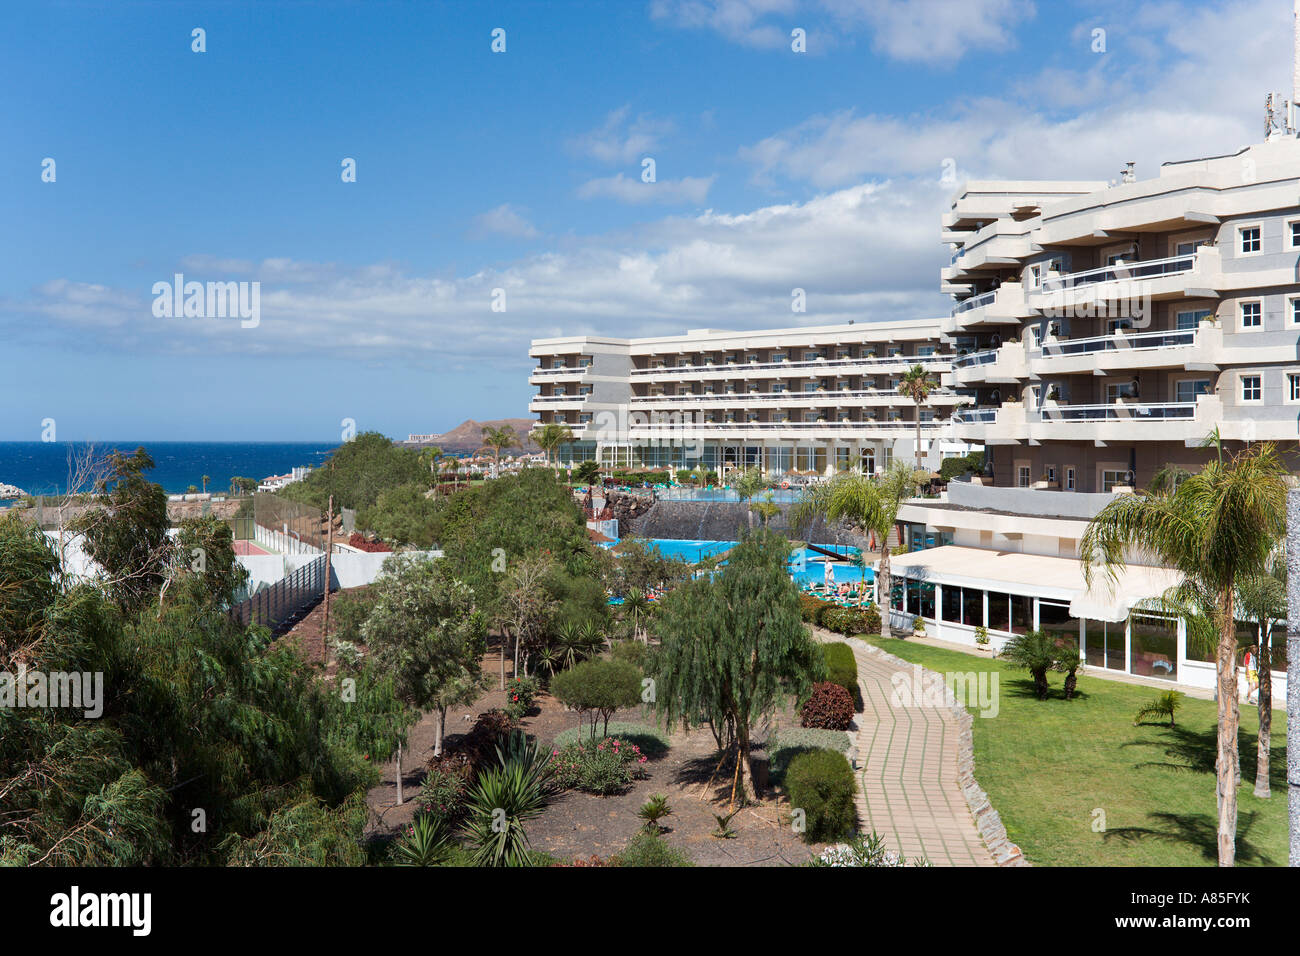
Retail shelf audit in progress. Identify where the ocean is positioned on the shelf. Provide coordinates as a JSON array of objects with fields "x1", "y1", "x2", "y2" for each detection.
[{"x1": 0, "y1": 441, "x2": 340, "y2": 499}]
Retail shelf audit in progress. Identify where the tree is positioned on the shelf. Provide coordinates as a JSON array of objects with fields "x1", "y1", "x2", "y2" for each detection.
[
  {"x1": 229, "y1": 476, "x2": 258, "y2": 496},
  {"x1": 551, "y1": 658, "x2": 642, "y2": 738},
  {"x1": 201, "y1": 474, "x2": 210, "y2": 494},
  {"x1": 170, "y1": 515, "x2": 249, "y2": 609},
  {"x1": 361, "y1": 555, "x2": 489, "y2": 799},
  {"x1": 74, "y1": 448, "x2": 172, "y2": 615},
  {"x1": 279, "y1": 431, "x2": 427, "y2": 511},
  {"x1": 496, "y1": 553, "x2": 558, "y2": 682},
  {"x1": 789, "y1": 463, "x2": 919, "y2": 639},
  {"x1": 651, "y1": 529, "x2": 823, "y2": 807},
  {"x1": 622, "y1": 586, "x2": 651, "y2": 643},
  {"x1": 573, "y1": 460, "x2": 602, "y2": 486},
  {"x1": 899, "y1": 364, "x2": 937, "y2": 471},
  {"x1": 1081, "y1": 443, "x2": 1287, "y2": 866},
  {"x1": 734, "y1": 466, "x2": 768, "y2": 529},
  {"x1": 1237, "y1": 557, "x2": 1286, "y2": 798},
  {"x1": 418, "y1": 445, "x2": 444, "y2": 481},
  {"x1": 533, "y1": 423, "x2": 574, "y2": 471},
  {"x1": 999, "y1": 630, "x2": 1063, "y2": 700},
  {"x1": 480, "y1": 425, "x2": 521, "y2": 477}
]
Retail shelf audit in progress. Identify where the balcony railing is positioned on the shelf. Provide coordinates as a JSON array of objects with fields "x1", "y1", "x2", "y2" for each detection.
[
  {"x1": 531, "y1": 393, "x2": 591, "y2": 403},
  {"x1": 630, "y1": 354, "x2": 948, "y2": 377},
  {"x1": 1039, "y1": 253, "x2": 1195, "y2": 293},
  {"x1": 1038, "y1": 328, "x2": 1196, "y2": 358},
  {"x1": 953, "y1": 408, "x2": 997, "y2": 423},
  {"x1": 532, "y1": 365, "x2": 592, "y2": 376},
  {"x1": 952, "y1": 348, "x2": 999, "y2": 368},
  {"x1": 1040, "y1": 402, "x2": 1196, "y2": 422},
  {"x1": 633, "y1": 420, "x2": 944, "y2": 434},
  {"x1": 630, "y1": 388, "x2": 957, "y2": 404},
  {"x1": 951, "y1": 289, "x2": 997, "y2": 316}
]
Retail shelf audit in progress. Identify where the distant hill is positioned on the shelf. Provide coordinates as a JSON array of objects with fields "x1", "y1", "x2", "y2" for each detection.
[{"x1": 403, "y1": 418, "x2": 540, "y2": 455}]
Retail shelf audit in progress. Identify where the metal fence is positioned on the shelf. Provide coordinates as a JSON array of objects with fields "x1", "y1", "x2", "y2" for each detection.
[
  {"x1": 228, "y1": 555, "x2": 330, "y2": 630},
  {"x1": 254, "y1": 493, "x2": 328, "y2": 551}
]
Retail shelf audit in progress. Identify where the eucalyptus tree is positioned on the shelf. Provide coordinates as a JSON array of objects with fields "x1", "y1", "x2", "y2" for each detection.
[
  {"x1": 789, "y1": 463, "x2": 919, "y2": 639},
  {"x1": 651, "y1": 529, "x2": 823, "y2": 807},
  {"x1": 1081, "y1": 443, "x2": 1287, "y2": 866}
]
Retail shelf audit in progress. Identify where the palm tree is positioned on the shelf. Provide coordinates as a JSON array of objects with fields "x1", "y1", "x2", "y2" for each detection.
[
  {"x1": 999, "y1": 630, "x2": 1063, "y2": 700},
  {"x1": 734, "y1": 466, "x2": 768, "y2": 528},
  {"x1": 1081, "y1": 443, "x2": 1287, "y2": 866},
  {"x1": 440, "y1": 457, "x2": 461, "y2": 490},
  {"x1": 419, "y1": 445, "x2": 444, "y2": 483},
  {"x1": 899, "y1": 364, "x2": 937, "y2": 471},
  {"x1": 789, "y1": 463, "x2": 919, "y2": 639},
  {"x1": 533, "y1": 423, "x2": 574, "y2": 473},
  {"x1": 623, "y1": 587, "x2": 651, "y2": 643},
  {"x1": 480, "y1": 425, "x2": 521, "y2": 478},
  {"x1": 1236, "y1": 556, "x2": 1286, "y2": 798},
  {"x1": 201, "y1": 474, "x2": 210, "y2": 494}
]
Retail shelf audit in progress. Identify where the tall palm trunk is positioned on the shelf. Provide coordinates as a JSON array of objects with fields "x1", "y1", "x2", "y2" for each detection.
[
  {"x1": 1216, "y1": 587, "x2": 1240, "y2": 866},
  {"x1": 914, "y1": 412, "x2": 923, "y2": 471},
  {"x1": 877, "y1": 541, "x2": 892, "y2": 639},
  {"x1": 1255, "y1": 630, "x2": 1273, "y2": 798}
]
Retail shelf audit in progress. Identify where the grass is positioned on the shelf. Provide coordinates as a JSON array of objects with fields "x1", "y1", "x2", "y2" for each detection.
[{"x1": 866, "y1": 636, "x2": 1288, "y2": 867}]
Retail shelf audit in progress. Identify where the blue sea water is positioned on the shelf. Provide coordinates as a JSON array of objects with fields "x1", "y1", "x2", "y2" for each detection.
[{"x1": 0, "y1": 441, "x2": 339, "y2": 499}]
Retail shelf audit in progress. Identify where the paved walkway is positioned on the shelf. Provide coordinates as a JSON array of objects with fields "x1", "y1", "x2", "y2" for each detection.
[{"x1": 847, "y1": 640, "x2": 999, "y2": 866}]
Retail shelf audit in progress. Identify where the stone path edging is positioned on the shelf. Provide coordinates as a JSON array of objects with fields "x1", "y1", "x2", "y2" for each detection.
[{"x1": 835, "y1": 634, "x2": 1029, "y2": 867}]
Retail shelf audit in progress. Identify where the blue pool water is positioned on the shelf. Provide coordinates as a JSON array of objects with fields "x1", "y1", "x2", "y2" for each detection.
[
  {"x1": 640, "y1": 539, "x2": 872, "y2": 589},
  {"x1": 651, "y1": 487, "x2": 804, "y2": 504}
]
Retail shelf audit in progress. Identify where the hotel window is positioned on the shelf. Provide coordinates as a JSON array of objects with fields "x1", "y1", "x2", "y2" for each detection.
[
  {"x1": 1175, "y1": 379, "x2": 1210, "y2": 403},
  {"x1": 803, "y1": 382, "x2": 818, "y2": 393},
  {"x1": 1037, "y1": 600, "x2": 1080, "y2": 651},
  {"x1": 1291, "y1": 221, "x2": 1300, "y2": 249},
  {"x1": 1085, "y1": 620, "x2": 1126, "y2": 671},
  {"x1": 1102, "y1": 470, "x2": 1130, "y2": 492},
  {"x1": 1288, "y1": 373, "x2": 1300, "y2": 403},
  {"x1": 1030, "y1": 325, "x2": 1044, "y2": 350},
  {"x1": 746, "y1": 353, "x2": 758, "y2": 363},
  {"x1": 1240, "y1": 301, "x2": 1262, "y2": 329},
  {"x1": 920, "y1": 410, "x2": 935, "y2": 422},
  {"x1": 1175, "y1": 238, "x2": 1208, "y2": 256},
  {"x1": 1129, "y1": 614, "x2": 1177, "y2": 681},
  {"x1": 888, "y1": 347, "x2": 902, "y2": 357},
  {"x1": 1176, "y1": 308, "x2": 1212, "y2": 330},
  {"x1": 1017, "y1": 466, "x2": 1031, "y2": 488},
  {"x1": 1239, "y1": 225, "x2": 1261, "y2": 254},
  {"x1": 1066, "y1": 467, "x2": 1076, "y2": 491},
  {"x1": 773, "y1": 352, "x2": 787, "y2": 362},
  {"x1": 804, "y1": 350, "x2": 820, "y2": 361},
  {"x1": 1241, "y1": 374, "x2": 1262, "y2": 403},
  {"x1": 578, "y1": 385, "x2": 593, "y2": 395},
  {"x1": 1291, "y1": 296, "x2": 1300, "y2": 325},
  {"x1": 917, "y1": 346, "x2": 936, "y2": 357},
  {"x1": 578, "y1": 413, "x2": 592, "y2": 424}
]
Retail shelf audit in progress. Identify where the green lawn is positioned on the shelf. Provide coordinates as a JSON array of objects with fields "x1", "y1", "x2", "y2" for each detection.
[{"x1": 867, "y1": 637, "x2": 1288, "y2": 867}]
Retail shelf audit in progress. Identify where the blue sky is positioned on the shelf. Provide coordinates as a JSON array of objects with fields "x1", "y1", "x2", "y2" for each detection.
[{"x1": 1, "y1": 0, "x2": 1292, "y2": 440}]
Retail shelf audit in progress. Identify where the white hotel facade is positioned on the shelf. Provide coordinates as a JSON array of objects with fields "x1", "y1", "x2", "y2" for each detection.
[
  {"x1": 529, "y1": 318, "x2": 965, "y2": 476},
  {"x1": 527, "y1": 134, "x2": 1299, "y2": 699}
]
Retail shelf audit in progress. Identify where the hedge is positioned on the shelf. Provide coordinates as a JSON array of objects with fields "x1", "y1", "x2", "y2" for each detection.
[
  {"x1": 821, "y1": 642, "x2": 859, "y2": 704},
  {"x1": 785, "y1": 748, "x2": 858, "y2": 843},
  {"x1": 766, "y1": 727, "x2": 852, "y2": 786}
]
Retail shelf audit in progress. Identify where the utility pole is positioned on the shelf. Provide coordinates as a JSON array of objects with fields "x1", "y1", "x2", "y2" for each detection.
[{"x1": 322, "y1": 493, "x2": 334, "y2": 667}]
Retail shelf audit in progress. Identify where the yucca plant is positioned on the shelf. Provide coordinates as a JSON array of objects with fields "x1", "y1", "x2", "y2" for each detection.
[
  {"x1": 1134, "y1": 690, "x2": 1183, "y2": 728},
  {"x1": 462, "y1": 732, "x2": 553, "y2": 867},
  {"x1": 638, "y1": 794, "x2": 673, "y2": 833},
  {"x1": 392, "y1": 814, "x2": 454, "y2": 867}
]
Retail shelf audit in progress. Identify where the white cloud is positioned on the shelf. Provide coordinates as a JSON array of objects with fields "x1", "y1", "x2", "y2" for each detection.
[
  {"x1": 576, "y1": 173, "x2": 716, "y2": 205},
  {"x1": 569, "y1": 105, "x2": 675, "y2": 164},
  {"x1": 468, "y1": 203, "x2": 540, "y2": 239},
  {"x1": 650, "y1": 0, "x2": 1033, "y2": 61}
]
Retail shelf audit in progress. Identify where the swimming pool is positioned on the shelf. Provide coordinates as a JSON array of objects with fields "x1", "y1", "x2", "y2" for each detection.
[{"x1": 641, "y1": 538, "x2": 872, "y2": 588}]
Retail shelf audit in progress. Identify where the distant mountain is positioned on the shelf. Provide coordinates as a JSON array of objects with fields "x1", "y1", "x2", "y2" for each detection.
[{"x1": 403, "y1": 418, "x2": 540, "y2": 455}]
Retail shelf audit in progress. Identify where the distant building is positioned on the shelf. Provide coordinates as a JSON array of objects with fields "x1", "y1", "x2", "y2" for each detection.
[{"x1": 258, "y1": 465, "x2": 312, "y2": 493}]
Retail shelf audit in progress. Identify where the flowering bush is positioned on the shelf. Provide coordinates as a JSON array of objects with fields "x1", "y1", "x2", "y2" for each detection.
[
  {"x1": 417, "y1": 764, "x2": 470, "y2": 827},
  {"x1": 550, "y1": 736, "x2": 649, "y2": 795},
  {"x1": 348, "y1": 532, "x2": 392, "y2": 553},
  {"x1": 505, "y1": 675, "x2": 540, "y2": 720}
]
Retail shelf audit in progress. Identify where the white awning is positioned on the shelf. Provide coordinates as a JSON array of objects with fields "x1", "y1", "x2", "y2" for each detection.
[{"x1": 885, "y1": 545, "x2": 1181, "y2": 623}]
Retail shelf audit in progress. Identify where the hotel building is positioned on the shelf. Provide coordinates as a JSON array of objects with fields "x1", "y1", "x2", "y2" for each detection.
[
  {"x1": 528, "y1": 319, "x2": 967, "y2": 476},
  {"x1": 891, "y1": 134, "x2": 1300, "y2": 698}
]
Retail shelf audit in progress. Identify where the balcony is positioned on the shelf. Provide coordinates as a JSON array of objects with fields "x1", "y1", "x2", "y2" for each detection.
[
  {"x1": 529, "y1": 393, "x2": 591, "y2": 411},
  {"x1": 1032, "y1": 327, "x2": 1204, "y2": 375},
  {"x1": 1039, "y1": 401, "x2": 1196, "y2": 423},
  {"x1": 943, "y1": 282, "x2": 1034, "y2": 334},
  {"x1": 1029, "y1": 248, "x2": 1219, "y2": 313},
  {"x1": 627, "y1": 420, "x2": 946, "y2": 441},
  {"x1": 629, "y1": 388, "x2": 964, "y2": 408},
  {"x1": 952, "y1": 342, "x2": 1027, "y2": 386},
  {"x1": 950, "y1": 395, "x2": 1223, "y2": 445},
  {"x1": 629, "y1": 353, "x2": 951, "y2": 381},
  {"x1": 529, "y1": 364, "x2": 592, "y2": 384}
]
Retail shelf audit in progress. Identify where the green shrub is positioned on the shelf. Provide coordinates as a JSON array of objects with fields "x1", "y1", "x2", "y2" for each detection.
[
  {"x1": 612, "y1": 831, "x2": 694, "y2": 867},
  {"x1": 799, "y1": 594, "x2": 827, "y2": 623},
  {"x1": 610, "y1": 640, "x2": 648, "y2": 669},
  {"x1": 800, "y1": 682, "x2": 854, "y2": 730},
  {"x1": 550, "y1": 736, "x2": 649, "y2": 795},
  {"x1": 415, "y1": 765, "x2": 469, "y2": 828},
  {"x1": 552, "y1": 721, "x2": 669, "y2": 755},
  {"x1": 784, "y1": 749, "x2": 857, "y2": 843},
  {"x1": 819, "y1": 605, "x2": 880, "y2": 637},
  {"x1": 504, "y1": 674, "x2": 539, "y2": 720},
  {"x1": 821, "y1": 642, "x2": 858, "y2": 702},
  {"x1": 766, "y1": 727, "x2": 851, "y2": 785}
]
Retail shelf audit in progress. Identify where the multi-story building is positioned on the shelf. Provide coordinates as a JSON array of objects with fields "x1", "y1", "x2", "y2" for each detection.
[
  {"x1": 529, "y1": 319, "x2": 966, "y2": 476},
  {"x1": 944, "y1": 136, "x2": 1300, "y2": 492}
]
